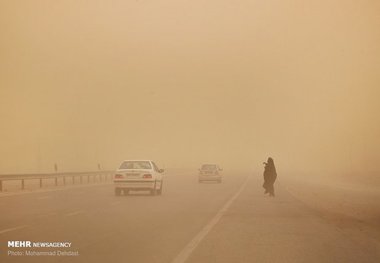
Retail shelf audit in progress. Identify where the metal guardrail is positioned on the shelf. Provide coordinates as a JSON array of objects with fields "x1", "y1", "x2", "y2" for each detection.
[{"x1": 0, "y1": 171, "x2": 115, "y2": 192}]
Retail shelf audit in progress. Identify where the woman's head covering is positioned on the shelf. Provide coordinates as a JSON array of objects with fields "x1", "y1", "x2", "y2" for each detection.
[{"x1": 264, "y1": 157, "x2": 274, "y2": 164}]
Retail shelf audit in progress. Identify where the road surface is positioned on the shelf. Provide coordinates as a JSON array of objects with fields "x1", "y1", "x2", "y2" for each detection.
[{"x1": 0, "y1": 171, "x2": 379, "y2": 263}]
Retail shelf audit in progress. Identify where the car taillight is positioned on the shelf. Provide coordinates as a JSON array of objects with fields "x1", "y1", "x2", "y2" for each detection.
[
  {"x1": 143, "y1": 174, "x2": 152, "y2": 179},
  {"x1": 114, "y1": 174, "x2": 124, "y2": 179}
]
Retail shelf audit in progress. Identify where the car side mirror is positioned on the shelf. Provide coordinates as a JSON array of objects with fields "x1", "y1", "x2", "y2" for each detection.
[{"x1": 159, "y1": 169, "x2": 164, "y2": 173}]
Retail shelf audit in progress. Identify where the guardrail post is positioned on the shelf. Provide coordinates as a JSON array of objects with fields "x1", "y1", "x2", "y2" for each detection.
[{"x1": 0, "y1": 171, "x2": 113, "y2": 192}]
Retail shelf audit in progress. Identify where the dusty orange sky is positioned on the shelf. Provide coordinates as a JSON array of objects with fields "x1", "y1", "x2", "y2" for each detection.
[{"x1": 0, "y1": 0, "x2": 379, "y2": 174}]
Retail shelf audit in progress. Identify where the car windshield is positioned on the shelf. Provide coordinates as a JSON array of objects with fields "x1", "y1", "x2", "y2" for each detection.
[
  {"x1": 119, "y1": 161, "x2": 152, "y2": 170},
  {"x1": 201, "y1": 164, "x2": 217, "y2": 170}
]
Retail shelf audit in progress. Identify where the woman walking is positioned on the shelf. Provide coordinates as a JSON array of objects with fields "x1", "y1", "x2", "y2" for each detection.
[{"x1": 263, "y1": 157, "x2": 277, "y2": 197}]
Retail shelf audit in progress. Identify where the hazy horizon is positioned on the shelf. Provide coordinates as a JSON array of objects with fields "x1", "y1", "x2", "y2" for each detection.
[{"x1": 1, "y1": 0, "x2": 379, "y2": 175}]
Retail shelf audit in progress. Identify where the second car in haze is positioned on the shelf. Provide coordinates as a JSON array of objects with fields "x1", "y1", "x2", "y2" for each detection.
[{"x1": 198, "y1": 164, "x2": 222, "y2": 183}]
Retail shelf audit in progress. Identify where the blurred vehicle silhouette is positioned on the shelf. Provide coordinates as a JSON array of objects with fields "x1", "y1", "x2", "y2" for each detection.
[{"x1": 198, "y1": 164, "x2": 222, "y2": 183}]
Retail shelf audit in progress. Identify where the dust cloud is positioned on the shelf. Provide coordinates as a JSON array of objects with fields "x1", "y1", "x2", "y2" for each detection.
[{"x1": 0, "y1": 0, "x2": 379, "y2": 177}]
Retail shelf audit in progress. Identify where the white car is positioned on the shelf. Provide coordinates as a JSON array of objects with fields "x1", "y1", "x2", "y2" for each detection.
[
  {"x1": 198, "y1": 164, "x2": 222, "y2": 183},
  {"x1": 114, "y1": 160, "x2": 164, "y2": 196}
]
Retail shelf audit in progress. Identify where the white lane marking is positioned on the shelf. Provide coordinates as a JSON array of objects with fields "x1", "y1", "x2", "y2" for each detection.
[
  {"x1": 0, "y1": 225, "x2": 28, "y2": 235},
  {"x1": 65, "y1": 210, "x2": 84, "y2": 217},
  {"x1": 171, "y1": 177, "x2": 250, "y2": 263}
]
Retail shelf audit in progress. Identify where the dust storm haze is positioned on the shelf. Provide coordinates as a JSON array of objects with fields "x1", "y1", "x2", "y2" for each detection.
[
  {"x1": 1, "y1": 2, "x2": 380, "y2": 263},
  {"x1": 0, "y1": 0, "x2": 379, "y2": 174}
]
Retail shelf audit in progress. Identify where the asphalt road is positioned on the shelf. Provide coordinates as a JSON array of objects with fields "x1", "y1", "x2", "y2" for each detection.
[{"x1": 0, "y1": 171, "x2": 379, "y2": 263}]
